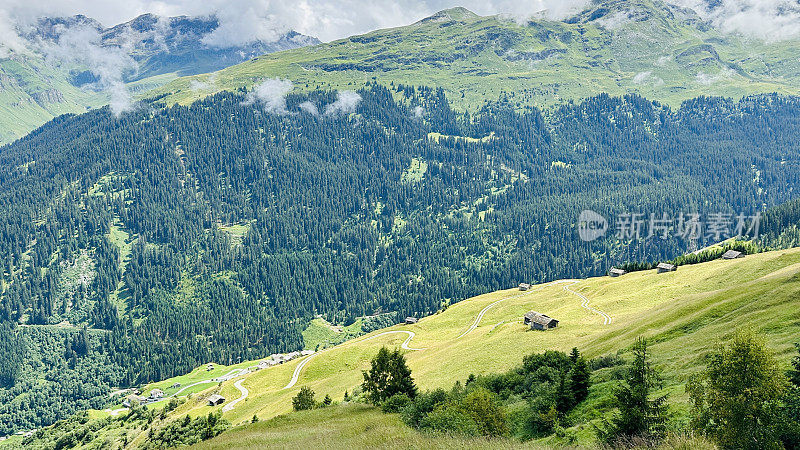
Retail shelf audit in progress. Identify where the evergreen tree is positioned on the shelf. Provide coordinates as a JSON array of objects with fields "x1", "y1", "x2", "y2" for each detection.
[
  {"x1": 601, "y1": 337, "x2": 668, "y2": 444},
  {"x1": 362, "y1": 347, "x2": 417, "y2": 404},
  {"x1": 568, "y1": 355, "x2": 591, "y2": 405}
]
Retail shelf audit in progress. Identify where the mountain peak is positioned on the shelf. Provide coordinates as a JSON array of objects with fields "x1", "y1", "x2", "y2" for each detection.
[{"x1": 417, "y1": 7, "x2": 480, "y2": 24}]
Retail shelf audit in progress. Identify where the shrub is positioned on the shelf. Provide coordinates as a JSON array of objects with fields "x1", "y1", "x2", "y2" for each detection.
[
  {"x1": 420, "y1": 407, "x2": 480, "y2": 436},
  {"x1": 292, "y1": 386, "x2": 316, "y2": 411},
  {"x1": 382, "y1": 393, "x2": 412, "y2": 413}
]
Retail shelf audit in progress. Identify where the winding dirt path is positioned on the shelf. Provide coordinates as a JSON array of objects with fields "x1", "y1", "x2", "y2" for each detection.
[
  {"x1": 283, "y1": 353, "x2": 319, "y2": 389},
  {"x1": 457, "y1": 280, "x2": 572, "y2": 339},
  {"x1": 222, "y1": 378, "x2": 249, "y2": 412},
  {"x1": 283, "y1": 330, "x2": 422, "y2": 390},
  {"x1": 563, "y1": 281, "x2": 612, "y2": 325}
]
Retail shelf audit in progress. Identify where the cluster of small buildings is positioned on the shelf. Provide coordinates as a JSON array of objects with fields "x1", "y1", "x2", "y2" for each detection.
[
  {"x1": 608, "y1": 249, "x2": 745, "y2": 278},
  {"x1": 122, "y1": 388, "x2": 164, "y2": 408},
  {"x1": 248, "y1": 350, "x2": 316, "y2": 372}
]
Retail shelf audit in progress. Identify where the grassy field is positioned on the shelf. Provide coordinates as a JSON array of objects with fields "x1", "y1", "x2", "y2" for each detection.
[
  {"x1": 194, "y1": 403, "x2": 540, "y2": 450},
  {"x1": 194, "y1": 403, "x2": 719, "y2": 450},
  {"x1": 125, "y1": 245, "x2": 800, "y2": 443}
]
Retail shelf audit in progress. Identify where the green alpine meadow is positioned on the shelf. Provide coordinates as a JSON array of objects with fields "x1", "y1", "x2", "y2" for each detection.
[{"x1": 1, "y1": 0, "x2": 800, "y2": 448}]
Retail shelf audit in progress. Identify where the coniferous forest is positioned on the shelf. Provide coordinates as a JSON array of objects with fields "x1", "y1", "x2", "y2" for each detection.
[{"x1": 2, "y1": 83, "x2": 800, "y2": 433}]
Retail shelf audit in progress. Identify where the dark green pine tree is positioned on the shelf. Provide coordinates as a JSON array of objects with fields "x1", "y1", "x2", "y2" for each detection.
[
  {"x1": 568, "y1": 354, "x2": 591, "y2": 405},
  {"x1": 602, "y1": 337, "x2": 668, "y2": 443}
]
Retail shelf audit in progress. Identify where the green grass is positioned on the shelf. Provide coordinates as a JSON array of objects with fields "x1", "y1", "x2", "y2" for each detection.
[
  {"x1": 302, "y1": 317, "x2": 366, "y2": 351},
  {"x1": 194, "y1": 403, "x2": 536, "y2": 450},
  {"x1": 217, "y1": 223, "x2": 251, "y2": 247},
  {"x1": 38, "y1": 245, "x2": 800, "y2": 448},
  {"x1": 128, "y1": 246, "x2": 800, "y2": 445},
  {"x1": 401, "y1": 157, "x2": 428, "y2": 184}
]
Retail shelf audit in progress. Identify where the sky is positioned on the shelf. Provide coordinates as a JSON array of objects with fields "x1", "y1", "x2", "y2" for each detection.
[{"x1": 2, "y1": 0, "x2": 800, "y2": 45}]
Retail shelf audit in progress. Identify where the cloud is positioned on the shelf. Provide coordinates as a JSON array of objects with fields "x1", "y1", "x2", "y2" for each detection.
[
  {"x1": 324, "y1": 90, "x2": 361, "y2": 116},
  {"x1": 632, "y1": 71, "x2": 664, "y2": 86},
  {"x1": 5, "y1": 0, "x2": 800, "y2": 51},
  {"x1": 0, "y1": 10, "x2": 31, "y2": 57},
  {"x1": 189, "y1": 73, "x2": 218, "y2": 92},
  {"x1": 243, "y1": 78, "x2": 294, "y2": 114},
  {"x1": 42, "y1": 25, "x2": 137, "y2": 116},
  {"x1": 298, "y1": 101, "x2": 319, "y2": 116},
  {"x1": 695, "y1": 68, "x2": 735, "y2": 85},
  {"x1": 668, "y1": 0, "x2": 800, "y2": 41}
]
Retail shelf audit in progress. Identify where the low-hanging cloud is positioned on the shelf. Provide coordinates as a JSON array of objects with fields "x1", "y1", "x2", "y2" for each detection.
[
  {"x1": 324, "y1": 90, "x2": 362, "y2": 116},
  {"x1": 42, "y1": 25, "x2": 137, "y2": 116},
  {"x1": 298, "y1": 101, "x2": 319, "y2": 116},
  {"x1": 243, "y1": 78, "x2": 294, "y2": 114}
]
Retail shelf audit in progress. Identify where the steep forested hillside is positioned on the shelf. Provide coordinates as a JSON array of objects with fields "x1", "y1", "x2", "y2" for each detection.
[{"x1": 1, "y1": 85, "x2": 800, "y2": 433}]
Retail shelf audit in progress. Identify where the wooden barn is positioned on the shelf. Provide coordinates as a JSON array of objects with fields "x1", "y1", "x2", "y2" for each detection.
[
  {"x1": 722, "y1": 249, "x2": 744, "y2": 260},
  {"x1": 656, "y1": 262, "x2": 677, "y2": 273},
  {"x1": 404, "y1": 317, "x2": 419, "y2": 324},
  {"x1": 207, "y1": 394, "x2": 226, "y2": 406},
  {"x1": 609, "y1": 268, "x2": 627, "y2": 277},
  {"x1": 523, "y1": 311, "x2": 559, "y2": 330},
  {"x1": 518, "y1": 283, "x2": 531, "y2": 291}
]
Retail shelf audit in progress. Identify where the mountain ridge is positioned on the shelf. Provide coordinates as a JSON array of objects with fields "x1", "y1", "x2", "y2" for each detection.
[{"x1": 151, "y1": 0, "x2": 800, "y2": 111}]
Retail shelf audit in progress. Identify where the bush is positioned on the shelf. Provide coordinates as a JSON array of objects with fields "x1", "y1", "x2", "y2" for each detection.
[
  {"x1": 420, "y1": 407, "x2": 480, "y2": 436},
  {"x1": 400, "y1": 389, "x2": 449, "y2": 428},
  {"x1": 459, "y1": 388, "x2": 508, "y2": 437},
  {"x1": 382, "y1": 393, "x2": 412, "y2": 413},
  {"x1": 292, "y1": 386, "x2": 316, "y2": 411}
]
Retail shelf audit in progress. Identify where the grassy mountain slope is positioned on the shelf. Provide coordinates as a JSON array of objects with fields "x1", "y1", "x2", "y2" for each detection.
[
  {"x1": 99, "y1": 245, "x2": 799, "y2": 447},
  {"x1": 194, "y1": 404, "x2": 539, "y2": 450},
  {"x1": 0, "y1": 15, "x2": 318, "y2": 145},
  {"x1": 153, "y1": 0, "x2": 800, "y2": 110},
  {"x1": 0, "y1": 55, "x2": 106, "y2": 144}
]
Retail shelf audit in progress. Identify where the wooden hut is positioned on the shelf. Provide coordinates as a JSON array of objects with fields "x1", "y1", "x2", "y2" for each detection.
[
  {"x1": 523, "y1": 311, "x2": 559, "y2": 330},
  {"x1": 656, "y1": 262, "x2": 677, "y2": 273},
  {"x1": 609, "y1": 268, "x2": 627, "y2": 277},
  {"x1": 208, "y1": 394, "x2": 226, "y2": 406},
  {"x1": 721, "y1": 250, "x2": 744, "y2": 259}
]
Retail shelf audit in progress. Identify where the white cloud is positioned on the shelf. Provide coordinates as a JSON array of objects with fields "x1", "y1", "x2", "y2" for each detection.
[
  {"x1": 189, "y1": 73, "x2": 217, "y2": 92},
  {"x1": 669, "y1": 0, "x2": 800, "y2": 42},
  {"x1": 632, "y1": 71, "x2": 664, "y2": 86},
  {"x1": 42, "y1": 25, "x2": 137, "y2": 116},
  {"x1": 243, "y1": 77, "x2": 294, "y2": 114},
  {"x1": 324, "y1": 90, "x2": 361, "y2": 116},
  {"x1": 298, "y1": 101, "x2": 319, "y2": 116},
  {"x1": 695, "y1": 68, "x2": 735, "y2": 85},
  {"x1": 0, "y1": 10, "x2": 30, "y2": 57}
]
